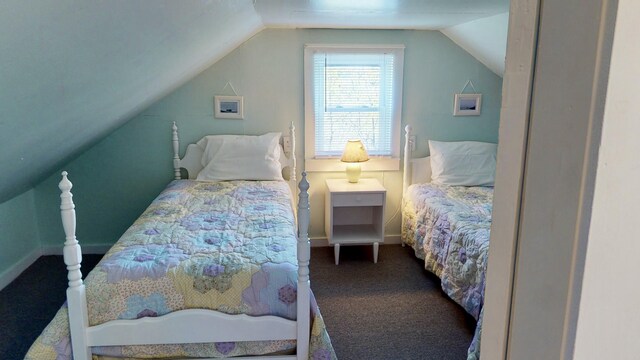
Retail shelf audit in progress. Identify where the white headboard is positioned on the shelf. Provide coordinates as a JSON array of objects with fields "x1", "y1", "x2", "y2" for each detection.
[
  {"x1": 409, "y1": 156, "x2": 432, "y2": 184},
  {"x1": 402, "y1": 125, "x2": 432, "y2": 195},
  {"x1": 171, "y1": 122, "x2": 298, "y2": 197}
]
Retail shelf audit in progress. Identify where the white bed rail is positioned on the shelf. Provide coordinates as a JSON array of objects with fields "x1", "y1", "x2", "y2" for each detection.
[
  {"x1": 59, "y1": 171, "x2": 312, "y2": 360},
  {"x1": 289, "y1": 122, "x2": 298, "y2": 210},
  {"x1": 402, "y1": 125, "x2": 413, "y2": 196}
]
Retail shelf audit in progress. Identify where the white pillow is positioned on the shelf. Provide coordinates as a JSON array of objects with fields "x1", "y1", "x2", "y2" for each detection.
[
  {"x1": 428, "y1": 140, "x2": 497, "y2": 186},
  {"x1": 196, "y1": 133, "x2": 283, "y2": 181}
]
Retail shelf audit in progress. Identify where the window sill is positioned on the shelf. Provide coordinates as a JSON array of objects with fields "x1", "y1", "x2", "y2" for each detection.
[{"x1": 305, "y1": 157, "x2": 400, "y2": 172}]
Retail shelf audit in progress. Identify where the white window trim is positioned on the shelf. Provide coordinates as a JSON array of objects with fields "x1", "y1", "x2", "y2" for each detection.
[{"x1": 304, "y1": 44, "x2": 405, "y2": 172}]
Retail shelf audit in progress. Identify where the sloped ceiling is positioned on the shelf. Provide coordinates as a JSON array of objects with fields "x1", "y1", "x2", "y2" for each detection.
[
  {"x1": 0, "y1": 0, "x2": 508, "y2": 203},
  {"x1": 0, "y1": 0, "x2": 264, "y2": 203},
  {"x1": 441, "y1": 12, "x2": 510, "y2": 76}
]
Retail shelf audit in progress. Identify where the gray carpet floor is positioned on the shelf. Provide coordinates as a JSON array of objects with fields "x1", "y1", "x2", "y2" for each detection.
[
  {"x1": 0, "y1": 245, "x2": 475, "y2": 359},
  {"x1": 0, "y1": 254, "x2": 103, "y2": 359},
  {"x1": 311, "y1": 244, "x2": 475, "y2": 360}
]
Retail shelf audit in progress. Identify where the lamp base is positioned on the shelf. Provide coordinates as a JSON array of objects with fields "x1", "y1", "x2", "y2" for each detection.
[{"x1": 345, "y1": 163, "x2": 362, "y2": 183}]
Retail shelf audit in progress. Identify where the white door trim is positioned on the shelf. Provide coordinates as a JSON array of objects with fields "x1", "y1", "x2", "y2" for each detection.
[
  {"x1": 481, "y1": 0, "x2": 540, "y2": 358},
  {"x1": 484, "y1": 0, "x2": 621, "y2": 359}
]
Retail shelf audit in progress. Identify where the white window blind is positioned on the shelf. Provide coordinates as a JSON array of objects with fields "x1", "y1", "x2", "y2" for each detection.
[{"x1": 305, "y1": 45, "x2": 404, "y2": 162}]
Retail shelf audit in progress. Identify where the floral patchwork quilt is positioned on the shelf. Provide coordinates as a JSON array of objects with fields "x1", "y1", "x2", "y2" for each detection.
[
  {"x1": 401, "y1": 183, "x2": 493, "y2": 360},
  {"x1": 26, "y1": 180, "x2": 335, "y2": 360}
]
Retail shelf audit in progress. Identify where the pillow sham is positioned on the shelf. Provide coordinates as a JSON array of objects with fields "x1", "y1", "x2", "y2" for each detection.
[
  {"x1": 428, "y1": 140, "x2": 497, "y2": 186},
  {"x1": 196, "y1": 132, "x2": 283, "y2": 181}
]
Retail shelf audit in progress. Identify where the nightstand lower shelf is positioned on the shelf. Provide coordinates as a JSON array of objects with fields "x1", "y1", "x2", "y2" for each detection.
[
  {"x1": 329, "y1": 225, "x2": 381, "y2": 265},
  {"x1": 331, "y1": 224, "x2": 379, "y2": 243}
]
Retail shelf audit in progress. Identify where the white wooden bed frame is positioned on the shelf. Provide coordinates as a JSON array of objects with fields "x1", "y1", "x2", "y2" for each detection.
[
  {"x1": 401, "y1": 125, "x2": 431, "y2": 248},
  {"x1": 59, "y1": 122, "x2": 311, "y2": 360},
  {"x1": 402, "y1": 125, "x2": 432, "y2": 196}
]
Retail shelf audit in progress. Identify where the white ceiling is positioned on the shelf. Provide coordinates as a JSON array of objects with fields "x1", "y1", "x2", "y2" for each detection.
[
  {"x1": 255, "y1": 0, "x2": 509, "y2": 29},
  {"x1": 0, "y1": 0, "x2": 509, "y2": 203}
]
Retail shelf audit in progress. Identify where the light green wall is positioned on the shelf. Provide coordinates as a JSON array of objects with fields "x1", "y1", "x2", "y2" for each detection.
[
  {"x1": 0, "y1": 189, "x2": 40, "y2": 279},
  {"x1": 35, "y1": 117, "x2": 175, "y2": 249},
  {"x1": 35, "y1": 28, "x2": 502, "y2": 247}
]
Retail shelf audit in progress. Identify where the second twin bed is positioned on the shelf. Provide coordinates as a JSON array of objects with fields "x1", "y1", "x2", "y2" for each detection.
[{"x1": 401, "y1": 126, "x2": 496, "y2": 360}]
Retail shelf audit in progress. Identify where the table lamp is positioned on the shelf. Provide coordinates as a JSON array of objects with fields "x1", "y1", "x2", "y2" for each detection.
[{"x1": 341, "y1": 140, "x2": 369, "y2": 183}]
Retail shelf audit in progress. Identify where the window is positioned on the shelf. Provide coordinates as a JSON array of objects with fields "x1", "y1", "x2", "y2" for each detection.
[{"x1": 304, "y1": 45, "x2": 405, "y2": 171}]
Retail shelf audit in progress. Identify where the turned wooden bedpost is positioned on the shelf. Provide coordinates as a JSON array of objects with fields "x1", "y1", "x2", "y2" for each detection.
[
  {"x1": 296, "y1": 172, "x2": 310, "y2": 360},
  {"x1": 59, "y1": 172, "x2": 91, "y2": 360},
  {"x1": 402, "y1": 125, "x2": 413, "y2": 196},
  {"x1": 289, "y1": 122, "x2": 297, "y2": 209},
  {"x1": 172, "y1": 122, "x2": 181, "y2": 180}
]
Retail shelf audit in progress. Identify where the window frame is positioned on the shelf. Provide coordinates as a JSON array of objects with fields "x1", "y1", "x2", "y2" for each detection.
[{"x1": 304, "y1": 44, "x2": 405, "y2": 172}]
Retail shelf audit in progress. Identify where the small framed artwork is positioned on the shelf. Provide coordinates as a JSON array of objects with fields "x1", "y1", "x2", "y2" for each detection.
[
  {"x1": 453, "y1": 93, "x2": 482, "y2": 116},
  {"x1": 214, "y1": 95, "x2": 243, "y2": 119}
]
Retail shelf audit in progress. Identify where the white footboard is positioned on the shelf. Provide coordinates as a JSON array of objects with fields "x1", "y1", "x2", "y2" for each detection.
[{"x1": 58, "y1": 172, "x2": 312, "y2": 360}]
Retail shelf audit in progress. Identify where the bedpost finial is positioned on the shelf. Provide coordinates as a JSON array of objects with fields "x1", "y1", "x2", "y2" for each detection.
[
  {"x1": 172, "y1": 121, "x2": 177, "y2": 130},
  {"x1": 298, "y1": 172, "x2": 309, "y2": 193},
  {"x1": 405, "y1": 125, "x2": 412, "y2": 134},
  {"x1": 59, "y1": 171, "x2": 72, "y2": 192},
  {"x1": 289, "y1": 121, "x2": 295, "y2": 131}
]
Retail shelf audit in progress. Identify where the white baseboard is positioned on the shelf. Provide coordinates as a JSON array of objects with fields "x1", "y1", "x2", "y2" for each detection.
[
  {"x1": 41, "y1": 244, "x2": 112, "y2": 256},
  {"x1": 310, "y1": 235, "x2": 401, "y2": 247},
  {"x1": 0, "y1": 248, "x2": 42, "y2": 291}
]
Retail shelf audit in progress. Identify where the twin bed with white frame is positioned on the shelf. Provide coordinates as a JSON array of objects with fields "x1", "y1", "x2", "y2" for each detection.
[
  {"x1": 26, "y1": 123, "x2": 335, "y2": 360},
  {"x1": 401, "y1": 125, "x2": 495, "y2": 360}
]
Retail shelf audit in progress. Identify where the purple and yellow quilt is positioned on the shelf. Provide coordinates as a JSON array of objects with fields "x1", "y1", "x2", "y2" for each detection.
[
  {"x1": 401, "y1": 183, "x2": 493, "y2": 360},
  {"x1": 26, "y1": 180, "x2": 335, "y2": 359}
]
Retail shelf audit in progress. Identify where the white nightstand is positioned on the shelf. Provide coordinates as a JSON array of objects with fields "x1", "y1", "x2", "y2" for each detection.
[{"x1": 325, "y1": 178, "x2": 386, "y2": 265}]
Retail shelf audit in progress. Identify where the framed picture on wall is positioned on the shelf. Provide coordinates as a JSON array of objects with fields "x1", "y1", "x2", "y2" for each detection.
[
  {"x1": 214, "y1": 95, "x2": 244, "y2": 119},
  {"x1": 453, "y1": 93, "x2": 482, "y2": 116}
]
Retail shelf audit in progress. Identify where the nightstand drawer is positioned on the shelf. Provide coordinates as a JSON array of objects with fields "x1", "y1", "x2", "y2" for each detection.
[{"x1": 332, "y1": 193, "x2": 384, "y2": 207}]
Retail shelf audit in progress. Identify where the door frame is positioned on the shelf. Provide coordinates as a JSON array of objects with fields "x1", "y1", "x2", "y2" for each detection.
[
  {"x1": 483, "y1": 0, "x2": 619, "y2": 358},
  {"x1": 481, "y1": 0, "x2": 540, "y2": 358}
]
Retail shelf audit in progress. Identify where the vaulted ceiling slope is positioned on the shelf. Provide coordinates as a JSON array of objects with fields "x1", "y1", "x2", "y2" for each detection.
[
  {"x1": 441, "y1": 12, "x2": 509, "y2": 75},
  {"x1": 0, "y1": 0, "x2": 508, "y2": 203}
]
